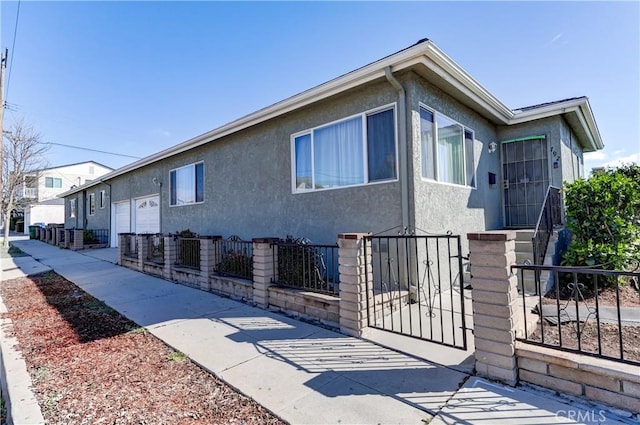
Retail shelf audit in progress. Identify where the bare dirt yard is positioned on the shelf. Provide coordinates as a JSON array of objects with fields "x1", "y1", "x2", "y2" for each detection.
[
  {"x1": 0, "y1": 272, "x2": 287, "y2": 425},
  {"x1": 533, "y1": 280, "x2": 640, "y2": 363}
]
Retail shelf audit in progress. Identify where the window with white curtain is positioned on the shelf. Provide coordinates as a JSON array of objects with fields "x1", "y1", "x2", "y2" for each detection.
[
  {"x1": 170, "y1": 162, "x2": 204, "y2": 206},
  {"x1": 292, "y1": 106, "x2": 396, "y2": 192},
  {"x1": 420, "y1": 106, "x2": 476, "y2": 188}
]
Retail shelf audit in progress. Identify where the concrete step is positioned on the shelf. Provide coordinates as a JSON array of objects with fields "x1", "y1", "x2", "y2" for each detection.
[
  {"x1": 515, "y1": 239, "x2": 533, "y2": 251},
  {"x1": 515, "y1": 251, "x2": 533, "y2": 265},
  {"x1": 513, "y1": 229, "x2": 535, "y2": 241}
]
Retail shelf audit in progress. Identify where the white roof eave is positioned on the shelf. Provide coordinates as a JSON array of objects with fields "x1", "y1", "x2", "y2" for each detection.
[
  {"x1": 510, "y1": 98, "x2": 604, "y2": 152},
  {"x1": 59, "y1": 41, "x2": 602, "y2": 197}
]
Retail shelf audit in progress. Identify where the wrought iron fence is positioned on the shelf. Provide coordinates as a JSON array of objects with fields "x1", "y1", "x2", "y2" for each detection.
[
  {"x1": 532, "y1": 186, "x2": 562, "y2": 266},
  {"x1": 121, "y1": 233, "x2": 138, "y2": 258},
  {"x1": 84, "y1": 229, "x2": 109, "y2": 245},
  {"x1": 176, "y1": 237, "x2": 201, "y2": 270},
  {"x1": 145, "y1": 234, "x2": 165, "y2": 264},
  {"x1": 364, "y1": 231, "x2": 468, "y2": 350},
  {"x1": 214, "y1": 236, "x2": 253, "y2": 280},
  {"x1": 273, "y1": 237, "x2": 339, "y2": 295},
  {"x1": 514, "y1": 263, "x2": 640, "y2": 366}
]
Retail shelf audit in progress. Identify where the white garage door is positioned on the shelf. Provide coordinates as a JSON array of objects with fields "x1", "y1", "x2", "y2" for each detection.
[
  {"x1": 134, "y1": 195, "x2": 160, "y2": 234},
  {"x1": 111, "y1": 201, "x2": 131, "y2": 247}
]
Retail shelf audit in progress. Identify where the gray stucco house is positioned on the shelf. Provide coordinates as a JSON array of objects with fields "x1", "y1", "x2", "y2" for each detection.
[{"x1": 59, "y1": 39, "x2": 603, "y2": 249}]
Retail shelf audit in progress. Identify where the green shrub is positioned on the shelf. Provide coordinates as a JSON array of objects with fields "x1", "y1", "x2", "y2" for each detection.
[
  {"x1": 562, "y1": 164, "x2": 640, "y2": 283},
  {"x1": 83, "y1": 230, "x2": 99, "y2": 244},
  {"x1": 216, "y1": 249, "x2": 253, "y2": 278}
]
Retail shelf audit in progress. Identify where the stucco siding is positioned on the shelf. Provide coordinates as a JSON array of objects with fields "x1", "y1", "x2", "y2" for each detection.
[
  {"x1": 559, "y1": 118, "x2": 584, "y2": 184},
  {"x1": 84, "y1": 183, "x2": 111, "y2": 231},
  {"x1": 406, "y1": 72, "x2": 502, "y2": 244},
  {"x1": 105, "y1": 79, "x2": 403, "y2": 244}
]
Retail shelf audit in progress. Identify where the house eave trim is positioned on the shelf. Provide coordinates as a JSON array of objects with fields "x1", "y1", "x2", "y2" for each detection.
[
  {"x1": 58, "y1": 42, "x2": 602, "y2": 199},
  {"x1": 511, "y1": 98, "x2": 603, "y2": 152}
]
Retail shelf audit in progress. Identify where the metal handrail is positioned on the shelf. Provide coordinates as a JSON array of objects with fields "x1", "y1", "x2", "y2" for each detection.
[{"x1": 532, "y1": 186, "x2": 563, "y2": 265}]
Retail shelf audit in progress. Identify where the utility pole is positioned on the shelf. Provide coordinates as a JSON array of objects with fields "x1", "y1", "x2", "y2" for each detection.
[{"x1": 0, "y1": 49, "x2": 7, "y2": 232}]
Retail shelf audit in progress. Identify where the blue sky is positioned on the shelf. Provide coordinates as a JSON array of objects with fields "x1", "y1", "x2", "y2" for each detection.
[{"x1": 1, "y1": 1, "x2": 638, "y2": 173}]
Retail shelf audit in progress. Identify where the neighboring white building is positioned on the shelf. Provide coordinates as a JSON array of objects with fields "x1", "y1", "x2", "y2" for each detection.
[{"x1": 18, "y1": 161, "x2": 113, "y2": 232}]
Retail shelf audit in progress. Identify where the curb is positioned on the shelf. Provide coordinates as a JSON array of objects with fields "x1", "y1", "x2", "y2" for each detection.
[{"x1": 0, "y1": 293, "x2": 45, "y2": 425}]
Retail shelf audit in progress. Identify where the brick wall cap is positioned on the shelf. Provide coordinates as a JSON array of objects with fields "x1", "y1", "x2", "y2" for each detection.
[
  {"x1": 252, "y1": 237, "x2": 280, "y2": 243},
  {"x1": 468, "y1": 231, "x2": 517, "y2": 241},
  {"x1": 338, "y1": 233, "x2": 371, "y2": 240}
]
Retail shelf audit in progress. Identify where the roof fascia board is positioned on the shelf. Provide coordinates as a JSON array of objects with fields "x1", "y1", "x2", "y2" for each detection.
[
  {"x1": 107, "y1": 44, "x2": 514, "y2": 183},
  {"x1": 417, "y1": 56, "x2": 511, "y2": 124},
  {"x1": 58, "y1": 41, "x2": 600, "y2": 199},
  {"x1": 510, "y1": 99, "x2": 603, "y2": 151},
  {"x1": 83, "y1": 44, "x2": 436, "y2": 187},
  {"x1": 422, "y1": 45, "x2": 513, "y2": 123}
]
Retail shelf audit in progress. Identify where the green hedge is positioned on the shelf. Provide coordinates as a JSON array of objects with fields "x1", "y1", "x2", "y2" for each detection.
[{"x1": 562, "y1": 164, "x2": 640, "y2": 278}]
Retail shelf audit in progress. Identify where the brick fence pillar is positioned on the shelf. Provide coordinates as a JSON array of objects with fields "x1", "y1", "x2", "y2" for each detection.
[
  {"x1": 72, "y1": 229, "x2": 84, "y2": 251},
  {"x1": 338, "y1": 233, "x2": 372, "y2": 337},
  {"x1": 200, "y1": 236, "x2": 222, "y2": 291},
  {"x1": 163, "y1": 236, "x2": 177, "y2": 281},
  {"x1": 117, "y1": 234, "x2": 127, "y2": 263},
  {"x1": 252, "y1": 238, "x2": 278, "y2": 308},
  {"x1": 64, "y1": 229, "x2": 72, "y2": 249},
  {"x1": 468, "y1": 231, "x2": 519, "y2": 385},
  {"x1": 56, "y1": 228, "x2": 65, "y2": 247},
  {"x1": 137, "y1": 235, "x2": 148, "y2": 271}
]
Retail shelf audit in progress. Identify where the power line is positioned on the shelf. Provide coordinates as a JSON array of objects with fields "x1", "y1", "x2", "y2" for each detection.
[
  {"x1": 47, "y1": 142, "x2": 141, "y2": 159},
  {"x1": 6, "y1": 0, "x2": 21, "y2": 100},
  {"x1": 6, "y1": 0, "x2": 21, "y2": 98}
]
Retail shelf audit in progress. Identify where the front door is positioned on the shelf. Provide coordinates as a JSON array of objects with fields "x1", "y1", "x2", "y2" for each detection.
[{"x1": 502, "y1": 137, "x2": 549, "y2": 228}]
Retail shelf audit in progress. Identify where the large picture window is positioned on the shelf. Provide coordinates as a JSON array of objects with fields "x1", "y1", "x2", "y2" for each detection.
[
  {"x1": 293, "y1": 106, "x2": 396, "y2": 192},
  {"x1": 69, "y1": 198, "x2": 76, "y2": 218},
  {"x1": 420, "y1": 106, "x2": 476, "y2": 188},
  {"x1": 170, "y1": 162, "x2": 204, "y2": 206}
]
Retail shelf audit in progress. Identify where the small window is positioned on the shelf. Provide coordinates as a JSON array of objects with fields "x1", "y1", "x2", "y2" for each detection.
[
  {"x1": 420, "y1": 106, "x2": 476, "y2": 188},
  {"x1": 292, "y1": 105, "x2": 397, "y2": 192},
  {"x1": 88, "y1": 193, "x2": 96, "y2": 216},
  {"x1": 170, "y1": 162, "x2": 204, "y2": 206},
  {"x1": 99, "y1": 190, "x2": 106, "y2": 209},
  {"x1": 45, "y1": 177, "x2": 63, "y2": 188},
  {"x1": 69, "y1": 199, "x2": 76, "y2": 218}
]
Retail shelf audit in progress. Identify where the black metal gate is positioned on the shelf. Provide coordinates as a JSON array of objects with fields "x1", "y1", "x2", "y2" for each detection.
[{"x1": 364, "y1": 231, "x2": 469, "y2": 350}]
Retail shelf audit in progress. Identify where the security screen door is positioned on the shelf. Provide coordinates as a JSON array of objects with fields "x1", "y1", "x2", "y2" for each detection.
[{"x1": 502, "y1": 137, "x2": 549, "y2": 228}]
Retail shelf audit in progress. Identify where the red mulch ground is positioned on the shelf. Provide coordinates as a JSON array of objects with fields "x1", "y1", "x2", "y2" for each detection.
[{"x1": 0, "y1": 272, "x2": 287, "y2": 425}]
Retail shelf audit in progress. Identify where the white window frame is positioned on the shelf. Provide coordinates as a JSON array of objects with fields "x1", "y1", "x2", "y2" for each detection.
[
  {"x1": 45, "y1": 177, "x2": 63, "y2": 188},
  {"x1": 99, "y1": 190, "x2": 106, "y2": 209},
  {"x1": 88, "y1": 193, "x2": 96, "y2": 216},
  {"x1": 169, "y1": 162, "x2": 205, "y2": 207},
  {"x1": 290, "y1": 103, "x2": 398, "y2": 193},
  {"x1": 419, "y1": 103, "x2": 477, "y2": 189}
]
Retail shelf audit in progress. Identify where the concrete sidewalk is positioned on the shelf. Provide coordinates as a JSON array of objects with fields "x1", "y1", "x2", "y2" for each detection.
[{"x1": 2, "y1": 240, "x2": 635, "y2": 424}]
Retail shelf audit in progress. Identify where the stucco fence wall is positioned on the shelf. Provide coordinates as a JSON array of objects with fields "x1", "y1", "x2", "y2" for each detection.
[{"x1": 467, "y1": 231, "x2": 640, "y2": 414}]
